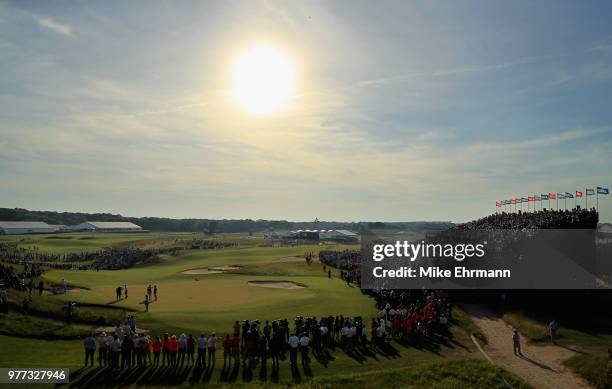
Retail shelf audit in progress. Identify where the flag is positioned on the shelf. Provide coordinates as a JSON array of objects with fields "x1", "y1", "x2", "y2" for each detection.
[
  {"x1": 521, "y1": 197, "x2": 528, "y2": 203},
  {"x1": 576, "y1": 190, "x2": 583, "y2": 198},
  {"x1": 557, "y1": 193, "x2": 565, "y2": 200},
  {"x1": 541, "y1": 194, "x2": 549, "y2": 200},
  {"x1": 597, "y1": 187, "x2": 609, "y2": 195},
  {"x1": 565, "y1": 192, "x2": 574, "y2": 199},
  {"x1": 586, "y1": 188, "x2": 595, "y2": 196},
  {"x1": 535, "y1": 195, "x2": 541, "y2": 201},
  {"x1": 528, "y1": 196, "x2": 535, "y2": 202},
  {"x1": 496, "y1": 201, "x2": 501, "y2": 207},
  {"x1": 549, "y1": 193, "x2": 557, "y2": 200},
  {"x1": 511, "y1": 198, "x2": 517, "y2": 205}
]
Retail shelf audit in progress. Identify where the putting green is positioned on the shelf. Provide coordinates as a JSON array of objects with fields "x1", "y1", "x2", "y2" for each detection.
[{"x1": 37, "y1": 243, "x2": 372, "y2": 336}]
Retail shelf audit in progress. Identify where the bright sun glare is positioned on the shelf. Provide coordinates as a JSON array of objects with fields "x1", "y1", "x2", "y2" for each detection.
[{"x1": 231, "y1": 46, "x2": 296, "y2": 115}]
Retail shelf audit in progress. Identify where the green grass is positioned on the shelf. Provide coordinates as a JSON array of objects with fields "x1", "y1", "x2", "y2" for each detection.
[
  {"x1": 502, "y1": 311, "x2": 612, "y2": 353},
  {"x1": 0, "y1": 335, "x2": 82, "y2": 367},
  {"x1": 0, "y1": 337, "x2": 524, "y2": 388},
  {"x1": 0, "y1": 234, "x2": 530, "y2": 387},
  {"x1": 48, "y1": 358, "x2": 530, "y2": 389},
  {"x1": 289, "y1": 359, "x2": 532, "y2": 389},
  {"x1": 7, "y1": 289, "x2": 130, "y2": 326},
  {"x1": 0, "y1": 232, "x2": 194, "y2": 254},
  {"x1": 0, "y1": 312, "x2": 92, "y2": 339},
  {"x1": 562, "y1": 354, "x2": 609, "y2": 389}
]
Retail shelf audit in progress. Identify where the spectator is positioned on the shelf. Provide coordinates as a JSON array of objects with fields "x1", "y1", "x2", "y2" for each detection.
[{"x1": 84, "y1": 333, "x2": 96, "y2": 366}]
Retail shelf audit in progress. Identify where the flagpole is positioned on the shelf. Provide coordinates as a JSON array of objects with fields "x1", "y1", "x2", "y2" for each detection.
[
  {"x1": 575, "y1": 193, "x2": 576, "y2": 210},
  {"x1": 564, "y1": 196, "x2": 567, "y2": 210},
  {"x1": 597, "y1": 191, "x2": 599, "y2": 213},
  {"x1": 586, "y1": 188, "x2": 588, "y2": 209}
]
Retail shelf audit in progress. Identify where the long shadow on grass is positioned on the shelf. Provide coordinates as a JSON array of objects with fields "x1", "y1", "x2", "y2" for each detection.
[{"x1": 65, "y1": 330, "x2": 455, "y2": 387}]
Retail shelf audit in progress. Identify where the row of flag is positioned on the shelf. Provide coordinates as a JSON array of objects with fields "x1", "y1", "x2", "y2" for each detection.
[{"x1": 496, "y1": 187, "x2": 609, "y2": 208}]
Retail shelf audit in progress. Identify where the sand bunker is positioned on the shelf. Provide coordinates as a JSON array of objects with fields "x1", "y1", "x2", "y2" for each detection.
[
  {"x1": 248, "y1": 281, "x2": 306, "y2": 289},
  {"x1": 50, "y1": 287, "x2": 88, "y2": 295},
  {"x1": 67, "y1": 287, "x2": 88, "y2": 293},
  {"x1": 181, "y1": 269, "x2": 224, "y2": 275},
  {"x1": 210, "y1": 266, "x2": 240, "y2": 271},
  {"x1": 180, "y1": 266, "x2": 240, "y2": 275}
]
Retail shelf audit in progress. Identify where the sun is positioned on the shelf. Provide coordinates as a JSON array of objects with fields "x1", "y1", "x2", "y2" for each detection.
[{"x1": 231, "y1": 45, "x2": 296, "y2": 115}]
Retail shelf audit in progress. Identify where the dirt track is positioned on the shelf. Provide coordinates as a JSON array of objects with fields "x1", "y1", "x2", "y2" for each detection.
[{"x1": 463, "y1": 304, "x2": 592, "y2": 389}]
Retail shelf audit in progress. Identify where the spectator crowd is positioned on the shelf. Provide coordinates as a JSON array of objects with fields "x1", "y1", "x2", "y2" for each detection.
[{"x1": 83, "y1": 287, "x2": 451, "y2": 376}]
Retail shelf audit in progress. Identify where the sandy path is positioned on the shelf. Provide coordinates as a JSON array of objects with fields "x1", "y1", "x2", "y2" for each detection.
[{"x1": 463, "y1": 304, "x2": 591, "y2": 389}]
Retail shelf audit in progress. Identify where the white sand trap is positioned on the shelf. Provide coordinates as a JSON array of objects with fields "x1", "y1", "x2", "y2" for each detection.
[
  {"x1": 181, "y1": 265, "x2": 240, "y2": 275},
  {"x1": 248, "y1": 281, "x2": 306, "y2": 289},
  {"x1": 210, "y1": 266, "x2": 240, "y2": 271},
  {"x1": 67, "y1": 288, "x2": 88, "y2": 293},
  {"x1": 181, "y1": 269, "x2": 224, "y2": 275},
  {"x1": 50, "y1": 287, "x2": 88, "y2": 295}
]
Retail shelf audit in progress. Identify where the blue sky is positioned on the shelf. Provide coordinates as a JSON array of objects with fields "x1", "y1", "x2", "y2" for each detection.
[{"x1": 1, "y1": 0, "x2": 611, "y2": 222}]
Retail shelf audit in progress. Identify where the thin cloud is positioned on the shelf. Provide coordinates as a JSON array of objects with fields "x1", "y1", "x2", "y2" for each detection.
[
  {"x1": 37, "y1": 17, "x2": 73, "y2": 36},
  {"x1": 468, "y1": 127, "x2": 610, "y2": 153},
  {"x1": 357, "y1": 50, "x2": 586, "y2": 88}
]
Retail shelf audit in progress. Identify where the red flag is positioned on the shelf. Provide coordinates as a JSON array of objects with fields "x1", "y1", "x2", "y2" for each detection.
[
  {"x1": 575, "y1": 190, "x2": 583, "y2": 198},
  {"x1": 496, "y1": 201, "x2": 501, "y2": 207},
  {"x1": 548, "y1": 193, "x2": 556, "y2": 200},
  {"x1": 528, "y1": 196, "x2": 535, "y2": 202},
  {"x1": 511, "y1": 198, "x2": 517, "y2": 205}
]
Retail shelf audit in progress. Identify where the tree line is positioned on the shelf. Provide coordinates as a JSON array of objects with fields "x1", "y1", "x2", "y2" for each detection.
[{"x1": 0, "y1": 208, "x2": 453, "y2": 233}]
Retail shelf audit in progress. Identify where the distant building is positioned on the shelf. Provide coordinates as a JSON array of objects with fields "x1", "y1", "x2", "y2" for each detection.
[
  {"x1": 0, "y1": 221, "x2": 57, "y2": 235},
  {"x1": 286, "y1": 229, "x2": 359, "y2": 243},
  {"x1": 70, "y1": 221, "x2": 144, "y2": 232},
  {"x1": 319, "y1": 229, "x2": 359, "y2": 242}
]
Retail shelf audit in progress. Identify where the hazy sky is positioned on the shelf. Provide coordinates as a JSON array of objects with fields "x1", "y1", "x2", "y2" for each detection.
[{"x1": 1, "y1": 0, "x2": 611, "y2": 222}]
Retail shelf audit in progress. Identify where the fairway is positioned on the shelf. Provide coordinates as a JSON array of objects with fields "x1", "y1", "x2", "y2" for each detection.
[
  {"x1": 36, "y1": 240, "x2": 376, "y2": 336},
  {"x1": 0, "y1": 232, "x2": 493, "y2": 387}
]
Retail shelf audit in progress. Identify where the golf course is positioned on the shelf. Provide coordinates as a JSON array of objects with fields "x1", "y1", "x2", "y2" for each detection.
[{"x1": 0, "y1": 232, "x2": 532, "y2": 388}]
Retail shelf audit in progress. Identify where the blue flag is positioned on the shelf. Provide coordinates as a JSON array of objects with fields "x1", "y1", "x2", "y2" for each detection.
[
  {"x1": 597, "y1": 187, "x2": 609, "y2": 195},
  {"x1": 565, "y1": 192, "x2": 574, "y2": 199},
  {"x1": 541, "y1": 194, "x2": 549, "y2": 200}
]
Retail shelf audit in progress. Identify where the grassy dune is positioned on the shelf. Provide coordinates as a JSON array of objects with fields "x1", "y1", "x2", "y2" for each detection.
[{"x1": 502, "y1": 310, "x2": 612, "y2": 388}]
